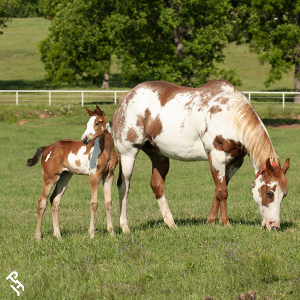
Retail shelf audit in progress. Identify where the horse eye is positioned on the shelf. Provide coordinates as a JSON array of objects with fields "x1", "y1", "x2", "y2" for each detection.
[
  {"x1": 266, "y1": 191, "x2": 273, "y2": 198},
  {"x1": 95, "y1": 123, "x2": 100, "y2": 126}
]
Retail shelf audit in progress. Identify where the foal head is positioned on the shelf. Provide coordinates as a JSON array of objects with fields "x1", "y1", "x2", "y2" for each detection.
[
  {"x1": 252, "y1": 158, "x2": 290, "y2": 231},
  {"x1": 81, "y1": 105, "x2": 110, "y2": 145}
]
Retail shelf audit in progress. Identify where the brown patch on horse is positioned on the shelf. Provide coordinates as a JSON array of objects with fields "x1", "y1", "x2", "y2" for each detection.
[
  {"x1": 143, "y1": 81, "x2": 197, "y2": 107},
  {"x1": 213, "y1": 135, "x2": 247, "y2": 159},
  {"x1": 136, "y1": 114, "x2": 144, "y2": 128},
  {"x1": 144, "y1": 109, "x2": 163, "y2": 139},
  {"x1": 259, "y1": 184, "x2": 276, "y2": 207},
  {"x1": 75, "y1": 160, "x2": 81, "y2": 167},
  {"x1": 259, "y1": 159, "x2": 288, "y2": 193},
  {"x1": 126, "y1": 128, "x2": 138, "y2": 143},
  {"x1": 208, "y1": 105, "x2": 222, "y2": 118}
]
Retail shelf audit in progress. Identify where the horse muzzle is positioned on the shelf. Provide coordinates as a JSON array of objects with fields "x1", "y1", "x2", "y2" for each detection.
[{"x1": 81, "y1": 134, "x2": 90, "y2": 145}]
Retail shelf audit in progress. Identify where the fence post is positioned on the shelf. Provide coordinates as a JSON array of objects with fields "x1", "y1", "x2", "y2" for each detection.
[
  {"x1": 248, "y1": 92, "x2": 251, "y2": 103},
  {"x1": 16, "y1": 91, "x2": 18, "y2": 106},
  {"x1": 81, "y1": 91, "x2": 84, "y2": 107},
  {"x1": 49, "y1": 91, "x2": 51, "y2": 106},
  {"x1": 114, "y1": 91, "x2": 117, "y2": 105},
  {"x1": 283, "y1": 92, "x2": 285, "y2": 109}
]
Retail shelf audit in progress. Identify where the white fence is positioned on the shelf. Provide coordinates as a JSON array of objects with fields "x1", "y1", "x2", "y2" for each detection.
[
  {"x1": 1, "y1": 90, "x2": 300, "y2": 108},
  {"x1": 0, "y1": 90, "x2": 128, "y2": 106}
]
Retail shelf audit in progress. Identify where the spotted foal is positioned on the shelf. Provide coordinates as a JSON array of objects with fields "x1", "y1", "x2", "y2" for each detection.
[{"x1": 27, "y1": 106, "x2": 118, "y2": 239}]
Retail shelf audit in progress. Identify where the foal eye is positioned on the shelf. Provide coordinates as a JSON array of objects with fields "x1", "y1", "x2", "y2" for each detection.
[{"x1": 95, "y1": 123, "x2": 100, "y2": 126}]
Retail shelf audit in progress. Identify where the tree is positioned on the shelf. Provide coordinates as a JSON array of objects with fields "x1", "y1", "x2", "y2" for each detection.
[
  {"x1": 249, "y1": 0, "x2": 300, "y2": 102},
  {"x1": 39, "y1": 0, "x2": 114, "y2": 88},
  {"x1": 40, "y1": 0, "x2": 242, "y2": 88},
  {"x1": 0, "y1": 0, "x2": 17, "y2": 35},
  {"x1": 105, "y1": 0, "x2": 242, "y2": 87}
]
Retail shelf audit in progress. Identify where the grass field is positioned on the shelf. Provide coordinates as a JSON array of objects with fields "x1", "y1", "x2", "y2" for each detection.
[
  {"x1": 1, "y1": 106, "x2": 300, "y2": 299},
  {"x1": 0, "y1": 18, "x2": 295, "y2": 91}
]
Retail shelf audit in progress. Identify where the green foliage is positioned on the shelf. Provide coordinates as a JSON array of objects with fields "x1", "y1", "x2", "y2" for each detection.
[
  {"x1": 39, "y1": 0, "x2": 114, "y2": 86},
  {"x1": 0, "y1": 0, "x2": 17, "y2": 34},
  {"x1": 107, "y1": 0, "x2": 242, "y2": 87},
  {"x1": 249, "y1": 0, "x2": 300, "y2": 88}
]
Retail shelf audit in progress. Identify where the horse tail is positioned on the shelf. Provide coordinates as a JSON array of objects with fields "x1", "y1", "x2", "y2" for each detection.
[
  {"x1": 26, "y1": 147, "x2": 45, "y2": 167},
  {"x1": 118, "y1": 92, "x2": 129, "y2": 105}
]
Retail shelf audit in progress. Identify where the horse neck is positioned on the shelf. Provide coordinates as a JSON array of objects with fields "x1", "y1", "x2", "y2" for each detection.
[
  {"x1": 99, "y1": 130, "x2": 113, "y2": 153},
  {"x1": 230, "y1": 101, "x2": 279, "y2": 173}
]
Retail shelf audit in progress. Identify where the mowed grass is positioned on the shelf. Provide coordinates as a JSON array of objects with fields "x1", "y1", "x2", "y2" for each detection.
[
  {"x1": 0, "y1": 18, "x2": 295, "y2": 91},
  {"x1": 1, "y1": 106, "x2": 300, "y2": 299}
]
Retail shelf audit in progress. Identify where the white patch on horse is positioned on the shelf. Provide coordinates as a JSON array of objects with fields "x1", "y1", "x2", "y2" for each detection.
[
  {"x1": 45, "y1": 151, "x2": 52, "y2": 162},
  {"x1": 68, "y1": 146, "x2": 91, "y2": 175},
  {"x1": 84, "y1": 116, "x2": 96, "y2": 136}
]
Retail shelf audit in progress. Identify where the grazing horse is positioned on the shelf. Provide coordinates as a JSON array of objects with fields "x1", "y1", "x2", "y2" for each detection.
[
  {"x1": 112, "y1": 80, "x2": 290, "y2": 233},
  {"x1": 27, "y1": 106, "x2": 118, "y2": 239}
]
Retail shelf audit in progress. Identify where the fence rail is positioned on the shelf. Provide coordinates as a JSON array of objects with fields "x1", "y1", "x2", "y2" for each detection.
[
  {"x1": 1, "y1": 90, "x2": 300, "y2": 108},
  {"x1": 0, "y1": 90, "x2": 129, "y2": 106}
]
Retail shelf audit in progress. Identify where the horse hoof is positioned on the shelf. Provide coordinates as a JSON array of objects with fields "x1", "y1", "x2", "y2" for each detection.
[
  {"x1": 121, "y1": 225, "x2": 130, "y2": 234},
  {"x1": 54, "y1": 232, "x2": 62, "y2": 239},
  {"x1": 170, "y1": 223, "x2": 178, "y2": 230},
  {"x1": 34, "y1": 233, "x2": 41, "y2": 240},
  {"x1": 207, "y1": 218, "x2": 217, "y2": 225}
]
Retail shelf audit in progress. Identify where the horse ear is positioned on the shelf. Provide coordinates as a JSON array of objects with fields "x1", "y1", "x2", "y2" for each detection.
[
  {"x1": 85, "y1": 107, "x2": 94, "y2": 117},
  {"x1": 282, "y1": 158, "x2": 290, "y2": 174},
  {"x1": 266, "y1": 158, "x2": 274, "y2": 174},
  {"x1": 95, "y1": 105, "x2": 104, "y2": 117}
]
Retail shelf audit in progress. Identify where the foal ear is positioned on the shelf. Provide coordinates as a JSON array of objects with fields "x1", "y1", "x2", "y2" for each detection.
[
  {"x1": 282, "y1": 158, "x2": 290, "y2": 174},
  {"x1": 95, "y1": 105, "x2": 104, "y2": 117},
  {"x1": 85, "y1": 107, "x2": 95, "y2": 117}
]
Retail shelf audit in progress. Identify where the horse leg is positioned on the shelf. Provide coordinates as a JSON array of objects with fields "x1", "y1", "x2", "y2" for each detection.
[
  {"x1": 50, "y1": 171, "x2": 73, "y2": 238},
  {"x1": 117, "y1": 149, "x2": 139, "y2": 233},
  {"x1": 102, "y1": 171, "x2": 115, "y2": 236},
  {"x1": 207, "y1": 152, "x2": 230, "y2": 226},
  {"x1": 34, "y1": 175, "x2": 59, "y2": 240},
  {"x1": 142, "y1": 145, "x2": 175, "y2": 228}
]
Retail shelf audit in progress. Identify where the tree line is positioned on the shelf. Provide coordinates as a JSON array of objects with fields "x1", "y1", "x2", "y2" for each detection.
[{"x1": 1, "y1": 0, "x2": 300, "y2": 101}]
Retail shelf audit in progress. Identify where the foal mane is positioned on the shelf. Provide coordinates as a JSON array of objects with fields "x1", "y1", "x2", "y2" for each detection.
[{"x1": 229, "y1": 96, "x2": 279, "y2": 170}]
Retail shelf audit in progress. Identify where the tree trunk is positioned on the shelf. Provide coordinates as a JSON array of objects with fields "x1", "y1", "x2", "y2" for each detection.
[
  {"x1": 101, "y1": 69, "x2": 109, "y2": 90},
  {"x1": 294, "y1": 57, "x2": 300, "y2": 103}
]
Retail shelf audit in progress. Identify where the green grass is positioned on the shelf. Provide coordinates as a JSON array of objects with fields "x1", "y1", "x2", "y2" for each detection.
[
  {"x1": 1, "y1": 107, "x2": 300, "y2": 299},
  {"x1": 0, "y1": 18, "x2": 295, "y2": 91}
]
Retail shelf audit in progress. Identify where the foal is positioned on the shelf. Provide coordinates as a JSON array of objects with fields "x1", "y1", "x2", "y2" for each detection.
[{"x1": 27, "y1": 106, "x2": 118, "y2": 239}]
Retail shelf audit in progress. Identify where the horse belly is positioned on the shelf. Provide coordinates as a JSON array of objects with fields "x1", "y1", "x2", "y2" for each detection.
[{"x1": 154, "y1": 129, "x2": 208, "y2": 161}]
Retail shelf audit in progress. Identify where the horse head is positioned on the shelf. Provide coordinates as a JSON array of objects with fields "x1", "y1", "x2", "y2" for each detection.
[
  {"x1": 252, "y1": 158, "x2": 290, "y2": 230},
  {"x1": 81, "y1": 105, "x2": 110, "y2": 145}
]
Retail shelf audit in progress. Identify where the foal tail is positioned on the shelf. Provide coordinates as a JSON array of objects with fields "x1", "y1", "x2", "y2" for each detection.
[{"x1": 26, "y1": 147, "x2": 45, "y2": 167}]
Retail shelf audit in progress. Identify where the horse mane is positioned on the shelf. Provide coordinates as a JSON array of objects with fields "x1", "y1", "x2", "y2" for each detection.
[{"x1": 229, "y1": 97, "x2": 279, "y2": 170}]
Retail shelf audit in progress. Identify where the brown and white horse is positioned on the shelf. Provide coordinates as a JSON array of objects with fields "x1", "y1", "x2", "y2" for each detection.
[
  {"x1": 112, "y1": 80, "x2": 290, "y2": 233},
  {"x1": 27, "y1": 106, "x2": 118, "y2": 239}
]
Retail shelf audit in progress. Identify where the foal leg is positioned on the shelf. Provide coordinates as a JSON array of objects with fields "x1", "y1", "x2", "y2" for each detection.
[
  {"x1": 102, "y1": 171, "x2": 114, "y2": 235},
  {"x1": 142, "y1": 146, "x2": 175, "y2": 228},
  {"x1": 35, "y1": 175, "x2": 59, "y2": 240},
  {"x1": 88, "y1": 173, "x2": 102, "y2": 238},
  {"x1": 117, "y1": 149, "x2": 139, "y2": 233},
  {"x1": 50, "y1": 171, "x2": 73, "y2": 238},
  {"x1": 207, "y1": 152, "x2": 230, "y2": 226}
]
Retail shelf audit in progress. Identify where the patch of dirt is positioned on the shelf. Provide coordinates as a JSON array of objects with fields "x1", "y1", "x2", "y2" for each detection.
[
  {"x1": 16, "y1": 120, "x2": 29, "y2": 125},
  {"x1": 266, "y1": 123, "x2": 300, "y2": 129},
  {"x1": 35, "y1": 111, "x2": 50, "y2": 119},
  {"x1": 236, "y1": 291, "x2": 257, "y2": 300}
]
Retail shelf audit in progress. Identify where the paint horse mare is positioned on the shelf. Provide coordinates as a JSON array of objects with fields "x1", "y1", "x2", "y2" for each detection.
[
  {"x1": 27, "y1": 106, "x2": 118, "y2": 239},
  {"x1": 113, "y1": 80, "x2": 290, "y2": 233}
]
